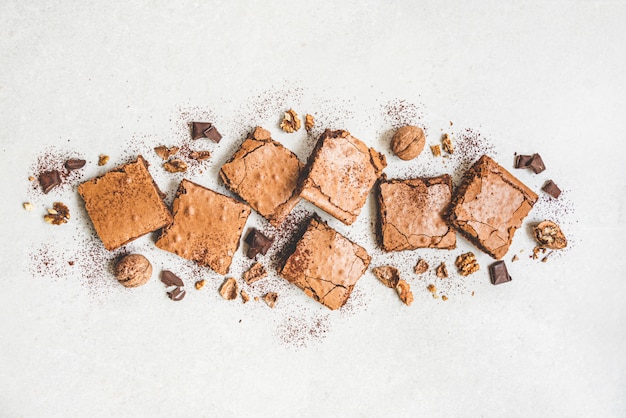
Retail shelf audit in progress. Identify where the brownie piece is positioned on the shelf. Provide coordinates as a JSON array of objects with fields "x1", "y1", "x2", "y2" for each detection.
[
  {"x1": 279, "y1": 216, "x2": 371, "y2": 310},
  {"x1": 299, "y1": 129, "x2": 387, "y2": 225},
  {"x1": 78, "y1": 156, "x2": 173, "y2": 251},
  {"x1": 220, "y1": 127, "x2": 303, "y2": 226},
  {"x1": 448, "y1": 155, "x2": 538, "y2": 259},
  {"x1": 377, "y1": 174, "x2": 456, "y2": 251},
  {"x1": 155, "y1": 179, "x2": 251, "y2": 275}
]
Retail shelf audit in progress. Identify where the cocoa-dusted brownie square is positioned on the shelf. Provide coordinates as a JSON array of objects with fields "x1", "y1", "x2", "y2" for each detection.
[
  {"x1": 279, "y1": 215, "x2": 371, "y2": 310},
  {"x1": 377, "y1": 174, "x2": 456, "y2": 251},
  {"x1": 155, "y1": 179, "x2": 251, "y2": 275},
  {"x1": 448, "y1": 155, "x2": 538, "y2": 259},
  {"x1": 299, "y1": 129, "x2": 387, "y2": 225},
  {"x1": 220, "y1": 127, "x2": 303, "y2": 226},
  {"x1": 78, "y1": 155, "x2": 173, "y2": 251}
]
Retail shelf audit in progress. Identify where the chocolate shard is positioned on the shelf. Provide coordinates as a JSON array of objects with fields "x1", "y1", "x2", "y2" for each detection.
[
  {"x1": 542, "y1": 180, "x2": 561, "y2": 199},
  {"x1": 161, "y1": 270, "x2": 184, "y2": 287},
  {"x1": 39, "y1": 170, "x2": 62, "y2": 194},
  {"x1": 65, "y1": 159, "x2": 86, "y2": 170},
  {"x1": 489, "y1": 261, "x2": 512, "y2": 285},
  {"x1": 514, "y1": 154, "x2": 533, "y2": 169},
  {"x1": 167, "y1": 286, "x2": 186, "y2": 301},
  {"x1": 189, "y1": 122, "x2": 213, "y2": 140},
  {"x1": 203, "y1": 125, "x2": 222, "y2": 143},
  {"x1": 528, "y1": 153, "x2": 546, "y2": 174},
  {"x1": 244, "y1": 228, "x2": 274, "y2": 259}
]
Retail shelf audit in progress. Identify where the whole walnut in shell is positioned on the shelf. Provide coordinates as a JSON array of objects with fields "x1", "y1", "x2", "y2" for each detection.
[
  {"x1": 114, "y1": 254, "x2": 153, "y2": 288},
  {"x1": 391, "y1": 125, "x2": 425, "y2": 160}
]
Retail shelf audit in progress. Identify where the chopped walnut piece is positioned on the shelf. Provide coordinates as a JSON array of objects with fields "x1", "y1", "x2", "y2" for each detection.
[
  {"x1": 532, "y1": 246, "x2": 547, "y2": 260},
  {"x1": 263, "y1": 292, "x2": 278, "y2": 308},
  {"x1": 435, "y1": 263, "x2": 448, "y2": 278},
  {"x1": 414, "y1": 259, "x2": 429, "y2": 275},
  {"x1": 194, "y1": 279, "x2": 206, "y2": 290},
  {"x1": 98, "y1": 155, "x2": 110, "y2": 166},
  {"x1": 441, "y1": 295, "x2": 448, "y2": 301},
  {"x1": 430, "y1": 145, "x2": 441, "y2": 157},
  {"x1": 154, "y1": 145, "x2": 180, "y2": 160},
  {"x1": 455, "y1": 252, "x2": 480, "y2": 276},
  {"x1": 396, "y1": 280, "x2": 414, "y2": 306},
  {"x1": 305, "y1": 114, "x2": 314, "y2": 131},
  {"x1": 254, "y1": 296, "x2": 260, "y2": 302},
  {"x1": 219, "y1": 277, "x2": 238, "y2": 300},
  {"x1": 533, "y1": 220, "x2": 567, "y2": 250},
  {"x1": 241, "y1": 290, "x2": 250, "y2": 303},
  {"x1": 511, "y1": 254, "x2": 519, "y2": 262},
  {"x1": 242, "y1": 262, "x2": 267, "y2": 285},
  {"x1": 23, "y1": 202, "x2": 33, "y2": 211},
  {"x1": 441, "y1": 133, "x2": 454, "y2": 154},
  {"x1": 188, "y1": 150, "x2": 211, "y2": 161},
  {"x1": 28, "y1": 176, "x2": 35, "y2": 181},
  {"x1": 427, "y1": 283, "x2": 439, "y2": 299},
  {"x1": 163, "y1": 158, "x2": 188, "y2": 173},
  {"x1": 279, "y1": 109, "x2": 301, "y2": 133},
  {"x1": 372, "y1": 265, "x2": 400, "y2": 288},
  {"x1": 43, "y1": 202, "x2": 70, "y2": 225}
]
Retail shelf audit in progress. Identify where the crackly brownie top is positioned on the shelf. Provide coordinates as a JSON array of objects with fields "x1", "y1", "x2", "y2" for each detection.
[
  {"x1": 279, "y1": 216, "x2": 371, "y2": 310},
  {"x1": 219, "y1": 127, "x2": 302, "y2": 226},
  {"x1": 299, "y1": 129, "x2": 387, "y2": 225},
  {"x1": 378, "y1": 175, "x2": 455, "y2": 251},
  {"x1": 155, "y1": 179, "x2": 251, "y2": 275},
  {"x1": 449, "y1": 155, "x2": 538, "y2": 259},
  {"x1": 78, "y1": 155, "x2": 172, "y2": 251}
]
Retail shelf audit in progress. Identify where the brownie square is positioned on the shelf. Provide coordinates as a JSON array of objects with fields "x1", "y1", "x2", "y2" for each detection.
[
  {"x1": 448, "y1": 155, "x2": 538, "y2": 259},
  {"x1": 299, "y1": 129, "x2": 387, "y2": 225},
  {"x1": 279, "y1": 215, "x2": 371, "y2": 310},
  {"x1": 377, "y1": 174, "x2": 456, "y2": 251},
  {"x1": 155, "y1": 179, "x2": 251, "y2": 275},
  {"x1": 78, "y1": 156, "x2": 173, "y2": 251},
  {"x1": 220, "y1": 127, "x2": 303, "y2": 226}
]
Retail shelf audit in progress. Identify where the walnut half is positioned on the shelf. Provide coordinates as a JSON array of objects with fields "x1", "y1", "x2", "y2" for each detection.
[
  {"x1": 280, "y1": 109, "x2": 301, "y2": 133},
  {"x1": 533, "y1": 220, "x2": 567, "y2": 250}
]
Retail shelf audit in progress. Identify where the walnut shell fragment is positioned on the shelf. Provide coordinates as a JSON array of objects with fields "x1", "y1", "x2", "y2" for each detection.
[{"x1": 533, "y1": 220, "x2": 567, "y2": 250}]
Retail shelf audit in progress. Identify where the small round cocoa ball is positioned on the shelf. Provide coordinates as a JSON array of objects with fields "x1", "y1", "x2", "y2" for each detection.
[
  {"x1": 114, "y1": 254, "x2": 153, "y2": 288},
  {"x1": 391, "y1": 125, "x2": 425, "y2": 160}
]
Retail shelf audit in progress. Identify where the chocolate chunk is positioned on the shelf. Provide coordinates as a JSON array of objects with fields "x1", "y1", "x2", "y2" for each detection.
[
  {"x1": 528, "y1": 153, "x2": 546, "y2": 174},
  {"x1": 161, "y1": 270, "x2": 184, "y2": 287},
  {"x1": 167, "y1": 287, "x2": 186, "y2": 301},
  {"x1": 244, "y1": 228, "x2": 274, "y2": 258},
  {"x1": 189, "y1": 121, "x2": 222, "y2": 142},
  {"x1": 514, "y1": 154, "x2": 533, "y2": 168},
  {"x1": 39, "y1": 170, "x2": 61, "y2": 194},
  {"x1": 489, "y1": 261, "x2": 512, "y2": 285},
  {"x1": 542, "y1": 180, "x2": 561, "y2": 199},
  {"x1": 65, "y1": 159, "x2": 86, "y2": 170},
  {"x1": 203, "y1": 125, "x2": 222, "y2": 143}
]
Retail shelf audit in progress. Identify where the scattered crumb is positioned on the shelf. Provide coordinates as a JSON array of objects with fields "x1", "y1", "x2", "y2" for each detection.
[
  {"x1": 28, "y1": 176, "x2": 35, "y2": 181},
  {"x1": 188, "y1": 150, "x2": 211, "y2": 161},
  {"x1": 263, "y1": 292, "x2": 278, "y2": 308},
  {"x1": 427, "y1": 284, "x2": 439, "y2": 299},
  {"x1": 396, "y1": 280, "x2": 414, "y2": 306},
  {"x1": 98, "y1": 155, "x2": 109, "y2": 166},
  {"x1": 436, "y1": 263, "x2": 448, "y2": 278},
  {"x1": 23, "y1": 202, "x2": 33, "y2": 211},
  {"x1": 242, "y1": 262, "x2": 267, "y2": 285},
  {"x1": 414, "y1": 259, "x2": 429, "y2": 275},
  {"x1": 471, "y1": 291, "x2": 475, "y2": 296},
  {"x1": 305, "y1": 114, "x2": 314, "y2": 131},
  {"x1": 441, "y1": 295, "x2": 448, "y2": 301},
  {"x1": 219, "y1": 277, "x2": 238, "y2": 300},
  {"x1": 194, "y1": 279, "x2": 205, "y2": 290},
  {"x1": 372, "y1": 265, "x2": 400, "y2": 288},
  {"x1": 280, "y1": 109, "x2": 301, "y2": 133},
  {"x1": 254, "y1": 296, "x2": 259, "y2": 302},
  {"x1": 442, "y1": 133, "x2": 454, "y2": 154},
  {"x1": 163, "y1": 158, "x2": 188, "y2": 173},
  {"x1": 154, "y1": 145, "x2": 180, "y2": 160},
  {"x1": 241, "y1": 290, "x2": 250, "y2": 303},
  {"x1": 43, "y1": 202, "x2": 70, "y2": 225},
  {"x1": 455, "y1": 252, "x2": 480, "y2": 276},
  {"x1": 512, "y1": 254, "x2": 519, "y2": 262},
  {"x1": 430, "y1": 144, "x2": 441, "y2": 157}
]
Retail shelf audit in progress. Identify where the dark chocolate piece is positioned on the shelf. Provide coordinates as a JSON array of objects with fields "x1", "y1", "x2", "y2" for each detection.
[
  {"x1": 161, "y1": 270, "x2": 184, "y2": 287},
  {"x1": 528, "y1": 153, "x2": 545, "y2": 174},
  {"x1": 244, "y1": 228, "x2": 274, "y2": 258},
  {"x1": 65, "y1": 159, "x2": 86, "y2": 170},
  {"x1": 514, "y1": 154, "x2": 533, "y2": 169},
  {"x1": 39, "y1": 170, "x2": 61, "y2": 194},
  {"x1": 203, "y1": 125, "x2": 222, "y2": 143},
  {"x1": 489, "y1": 261, "x2": 512, "y2": 285},
  {"x1": 542, "y1": 180, "x2": 561, "y2": 199},
  {"x1": 167, "y1": 287, "x2": 186, "y2": 301}
]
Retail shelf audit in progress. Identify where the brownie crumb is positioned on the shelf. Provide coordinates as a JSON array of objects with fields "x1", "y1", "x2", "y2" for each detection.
[
  {"x1": 98, "y1": 155, "x2": 109, "y2": 166},
  {"x1": 263, "y1": 292, "x2": 278, "y2": 308},
  {"x1": 441, "y1": 295, "x2": 448, "y2": 301},
  {"x1": 219, "y1": 277, "x2": 238, "y2": 300},
  {"x1": 372, "y1": 265, "x2": 400, "y2": 288},
  {"x1": 512, "y1": 254, "x2": 519, "y2": 262},
  {"x1": 194, "y1": 279, "x2": 206, "y2": 290},
  {"x1": 436, "y1": 263, "x2": 448, "y2": 278},
  {"x1": 430, "y1": 144, "x2": 441, "y2": 157},
  {"x1": 427, "y1": 284, "x2": 438, "y2": 299},
  {"x1": 242, "y1": 262, "x2": 267, "y2": 285},
  {"x1": 414, "y1": 259, "x2": 429, "y2": 275},
  {"x1": 241, "y1": 290, "x2": 250, "y2": 303},
  {"x1": 441, "y1": 133, "x2": 454, "y2": 154}
]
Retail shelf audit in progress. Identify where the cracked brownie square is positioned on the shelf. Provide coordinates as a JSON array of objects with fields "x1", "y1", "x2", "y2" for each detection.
[
  {"x1": 279, "y1": 215, "x2": 371, "y2": 310},
  {"x1": 220, "y1": 127, "x2": 303, "y2": 226},
  {"x1": 78, "y1": 156, "x2": 173, "y2": 251},
  {"x1": 377, "y1": 174, "x2": 456, "y2": 251},
  {"x1": 155, "y1": 179, "x2": 251, "y2": 275},
  {"x1": 448, "y1": 155, "x2": 538, "y2": 259},
  {"x1": 299, "y1": 129, "x2": 387, "y2": 225}
]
